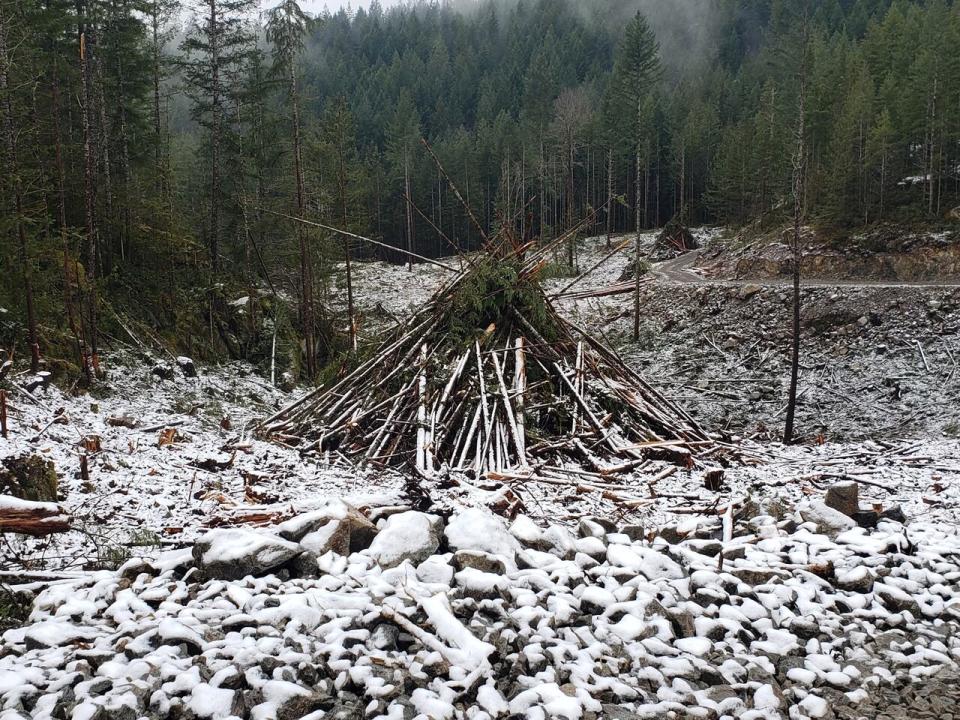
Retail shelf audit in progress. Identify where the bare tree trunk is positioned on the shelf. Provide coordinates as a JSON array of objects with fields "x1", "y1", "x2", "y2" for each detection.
[
  {"x1": 605, "y1": 148, "x2": 613, "y2": 249},
  {"x1": 539, "y1": 136, "x2": 545, "y2": 241},
  {"x1": 52, "y1": 66, "x2": 89, "y2": 381},
  {"x1": 633, "y1": 146, "x2": 642, "y2": 343},
  {"x1": 208, "y1": 0, "x2": 221, "y2": 273},
  {"x1": 114, "y1": 34, "x2": 132, "y2": 262},
  {"x1": 784, "y1": 74, "x2": 807, "y2": 445},
  {"x1": 404, "y1": 149, "x2": 414, "y2": 272},
  {"x1": 151, "y1": 0, "x2": 163, "y2": 195},
  {"x1": 566, "y1": 138, "x2": 575, "y2": 267},
  {"x1": 0, "y1": 4, "x2": 40, "y2": 372},
  {"x1": 335, "y1": 112, "x2": 356, "y2": 352},
  {"x1": 92, "y1": 37, "x2": 113, "y2": 270},
  {"x1": 78, "y1": 9, "x2": 100, "y2": 376},
  {"x1": 654, "y1": 137, "x2": 661, "y2": 228},
  {"x1": 290, "y1": 62, "x2": 314, "y2": 378}
]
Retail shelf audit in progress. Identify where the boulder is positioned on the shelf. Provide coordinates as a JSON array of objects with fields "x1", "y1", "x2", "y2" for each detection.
[
  {"x1": 151, "y1": 364, "x2": 174, "y2": 381},
  {"x1": 880, "y1": 505, "x2": 907, "y2": 523},
  {"x1": 852, "y1": 509, "x2": 879, "y2": 529},
  {"x1": 193, "y1": 529, "x2": 302, "y2": 580},
  {"x1": 176, "y1": 356, "x2": 198, "y2": 378},
  {"x1": 798, "y1": 501, "x2": 856, "y2": 538},
  {"x1": 824, "y1": 482, "x2": 858, "y2": 518},
  {"x1": 446, "y1": 508, "x2": 520, "y2": 568},
  {"x1": 368, "y1": 511, "x2": 441, "y2": 568},
  {"x1": 277, "y1": 501, "x2": 378, "y2": 552}
]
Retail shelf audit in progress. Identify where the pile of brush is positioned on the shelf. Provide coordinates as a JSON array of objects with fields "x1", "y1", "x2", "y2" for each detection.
[{"x1": 259, "y1": 225, "x2": 720, "y2": 480}]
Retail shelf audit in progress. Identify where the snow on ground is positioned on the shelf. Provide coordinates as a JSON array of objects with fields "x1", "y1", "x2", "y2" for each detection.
[
  {"x1": 0, "y1": 358, "x2": 405, "y2": 571},
  {"x1": 2, "y1": 231, "x2": 960, "y2": 719},
  {"x1": 1, "y1": 502, "x2": 959, "y2": 719}
]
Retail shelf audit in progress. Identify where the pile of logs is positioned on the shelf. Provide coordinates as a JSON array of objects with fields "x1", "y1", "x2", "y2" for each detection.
[{"x1": 260, "y1": 227, "x2": 718, "y2": 478}]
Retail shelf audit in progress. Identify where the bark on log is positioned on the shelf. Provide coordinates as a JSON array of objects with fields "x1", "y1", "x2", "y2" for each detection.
[{"x1": 0, "y1": 497, "x2": 71, "y2": 536}]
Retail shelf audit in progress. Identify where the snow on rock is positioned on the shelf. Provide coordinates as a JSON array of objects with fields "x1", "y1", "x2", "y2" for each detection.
[
  {"x1": 192, "y1": 528, "x2": 302, "y2": 580},
  {"x1": 798, "y1": 500, "x2": 858, "y2": 538},
  {"x1": 279, "y1": 501, "x2": 378, "y2": 557},
  {"x1": 367, "y1": 510, "x2": 441, "y2": 568},
  {"x1": 4, "y1": 495, "x2": 960, "y2": 720},
  {"x1": 445, "y1": 507, "x2": 520, "y2": 567}
]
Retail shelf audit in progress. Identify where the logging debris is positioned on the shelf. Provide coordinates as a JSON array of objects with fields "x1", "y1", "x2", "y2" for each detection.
[{"x1": 260, "y1": 226, "x2": 726, "y2": 479}]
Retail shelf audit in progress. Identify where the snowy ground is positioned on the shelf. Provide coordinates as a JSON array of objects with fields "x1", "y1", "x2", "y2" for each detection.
[{"x1": 2, "y1": 232, "x2": 960, "y2": 719}]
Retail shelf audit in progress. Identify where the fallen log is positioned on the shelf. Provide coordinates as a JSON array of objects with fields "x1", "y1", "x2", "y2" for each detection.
[{"x1": 0, "y1": 496, "x2": 71, "y2": 536}]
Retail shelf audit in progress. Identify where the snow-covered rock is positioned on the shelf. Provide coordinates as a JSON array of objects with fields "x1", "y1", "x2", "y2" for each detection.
[
  {"x1": 445, "y1": 508, "x2": 520, "y2": 567},
  {"x1": 825, "y1": 480, "x2": 859, "y2": 517},
  {"x1": 192, "y1": 528, "x2": 302, "y2": 580},
  {"x1": 798, "y1": 500, "x2": 857, "y2": 537},
  {"x1": 279, "y1": 501, "x2": 378, "y2": 555},
  {"x1": 367, "y1": 511, "x2": 442, "y2": 568}
]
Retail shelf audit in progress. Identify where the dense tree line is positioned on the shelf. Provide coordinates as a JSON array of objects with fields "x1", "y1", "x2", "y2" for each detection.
[{"x1": 0, "y1": 0, "x2": 958, "y2": 381}]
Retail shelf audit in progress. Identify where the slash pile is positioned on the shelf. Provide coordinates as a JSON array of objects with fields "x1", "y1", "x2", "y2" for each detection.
[{"x1": 259, "y1": 235, "x2": 713, "y2": 477}]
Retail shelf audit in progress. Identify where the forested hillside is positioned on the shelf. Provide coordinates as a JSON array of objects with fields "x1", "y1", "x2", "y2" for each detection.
[{"x1": 1, "y1": 0, "x2": 958, "y2": 380}]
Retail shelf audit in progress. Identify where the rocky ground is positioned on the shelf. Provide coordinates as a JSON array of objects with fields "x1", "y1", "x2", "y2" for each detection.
[
  {"x1": 2, "y1": 488, "x2": 959, "y2": 720},
  {"x1": 694, "y1": 224, "x2": 960, "y2": 282},
  {"x1": 547, "y1": 234, "x2": 960, "y2": 443},
  {"x1": 2, "y1": 231, "x2": 960, "y2": 719}
]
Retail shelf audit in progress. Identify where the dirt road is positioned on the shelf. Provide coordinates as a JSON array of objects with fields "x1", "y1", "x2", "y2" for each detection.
[{"x1": 653, "y1": 249, "x2": 960, "y2": 288}]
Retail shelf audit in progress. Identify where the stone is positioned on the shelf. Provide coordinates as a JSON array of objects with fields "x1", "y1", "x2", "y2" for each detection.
[
  {"x1": 509, "y1": 515, "x2": 549, "y2": 550},
  {"x1": 290, "y1": 551, "x2": 320, "y2": 578},
  {"x1": 705, "y1": 685, "x2": 738, "y2": 703},
  {"x1": 667, "y1": 608, "x2": 696, "y2": 638},
  {"x1": 578, "y1": 518, "x2": 608, "y2": 540},
  {"x1": 601, "y1": 704, "x2": 642, "y2": 720},
  {"x1": 853, "y1": 509, "x2": 879, "y2": 529},
  {"x1": 193, "y1": 529, "x2": 302, "y2": 580},
  {"x1": 275, "y1": 691, "x2": 328, "y2": 720},
  {"x1": 368, "y1": 511, "x2": 442, "y2": 568},
  {"x1": 445, "y1": 508, "x2": 520, "y2": 566},
  {"x1": 369, "y1": 624, "x2": 399, "y2": 651},
  {"x1": 452, "y1": 550, "x2": 506, "y2": 575},
  {"x1": 786, "y1": 616, "x2": 820, "y2": 640},
  {"x1": 277, "y1": 502, "x2": 377, "y2": 552},
  {"x1": 825, "y1": 481, "x2": 859, "y2": 518},
  {"x1": 151, "y1": 364, "x2": 174, "y2": 381},
  {"x1": 731, "y1": 567, "x2": 784, "y2": 586},
  {"x1": 176, "y1": 356, "x2": 198, "y2": 378},
  {"x1": 799, "y1": 501, "x2": 856, "y2": 538},
  {"x1": 543, "y1": 525, "x2": 577, "y2": 559}
]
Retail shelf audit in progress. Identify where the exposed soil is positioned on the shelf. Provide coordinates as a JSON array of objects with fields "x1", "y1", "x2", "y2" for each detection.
[{"x1": 696, "y1": 224, "x2": 960, "y2": 283}]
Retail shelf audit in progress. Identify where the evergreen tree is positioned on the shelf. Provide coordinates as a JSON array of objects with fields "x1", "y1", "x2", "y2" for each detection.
[{"x1": 181, "y1": 0, "x2": 257, "y2": 273}]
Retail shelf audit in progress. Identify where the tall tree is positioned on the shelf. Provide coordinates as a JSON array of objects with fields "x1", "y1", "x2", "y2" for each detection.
[
  {"x1": 550, "y1": 86, "x2": 592, "y2": 267},
  {"x1": 606, "y1": 11, "x2": 661, "y2": 342},
  {"x1": 0, "y1": 1, "x2": 40, "y2": 371},
  {"x1": 181, "y1": 0, "x2": 256, "y2": 273},
  {"x1": 267, "y1": 0, "x2": 317, "y2": 377}
]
